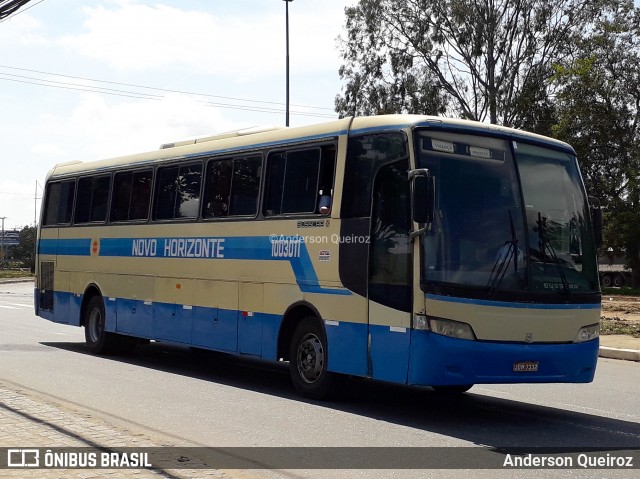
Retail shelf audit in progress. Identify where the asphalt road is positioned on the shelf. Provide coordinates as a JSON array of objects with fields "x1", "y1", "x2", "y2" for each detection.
[{"x1": 1, "y1": 281, "x2": 639, "y2": 479}]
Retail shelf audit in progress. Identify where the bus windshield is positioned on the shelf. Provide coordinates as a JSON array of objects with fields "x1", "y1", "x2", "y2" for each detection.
[{"x1": 416, "y1": 130, "x2": 599, "y2": 298}]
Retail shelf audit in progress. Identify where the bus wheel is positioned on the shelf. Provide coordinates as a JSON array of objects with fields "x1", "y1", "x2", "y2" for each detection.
[
  {"x1": 84, "y1": 295, "x2": 121, "y2": 355},
  {"x1": 601, "y1": 274, "x2": 613, "y2": 288},
  {"x1": 289, "y1": 317, "x2": 334, "y2": 399},
  {"x1": 432, "y1": 384, "x2": 474, "y2": 394}
]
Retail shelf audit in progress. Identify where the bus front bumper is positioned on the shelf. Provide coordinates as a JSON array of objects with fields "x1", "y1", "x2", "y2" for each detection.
[{"x1": 408, "y1": 330, "x2": 599, "y2": 386}]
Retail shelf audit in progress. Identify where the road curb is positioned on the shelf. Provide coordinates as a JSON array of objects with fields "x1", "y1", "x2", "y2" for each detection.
[{"x1": 599, "y1": 346, "x2": 640, "y2": 362}]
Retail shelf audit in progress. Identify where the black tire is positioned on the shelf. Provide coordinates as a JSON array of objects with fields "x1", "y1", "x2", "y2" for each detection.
[
  {"x1": 431, "y1": 384, "x2": 474, "y2": 394},
  {"x1": 614, "y1": 274, "x2": 625, "y2": 288},
  {"x1": 601, "y1": 274, "x2": 613, "y2": 288},
  {"x1": 84, "y1": 295, "x2": 133, "y2": 355},
  {"x1": 289, "y1": 317, "x2": 334, "y2": 400}
]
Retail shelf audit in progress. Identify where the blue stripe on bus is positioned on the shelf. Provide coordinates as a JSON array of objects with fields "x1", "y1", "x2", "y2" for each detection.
[
  {"x1": 38, "y1": 238, "x2": 92, "y2": 256},
  {"x1": 38, "y1": 237, "x2": 351, "y2": 296},
  {"x1": 426, "y1": 293, "x2": 600, "y2": 310}
]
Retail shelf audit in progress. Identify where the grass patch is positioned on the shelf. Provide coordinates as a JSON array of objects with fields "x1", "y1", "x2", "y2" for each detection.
[
  {"x1": 0, "y1": 269, "x2": 33, "y2": 279},
  {"x1": 602, "y1": 287, "x2": 640, "y2": 296},
  {"x1": 601, "y1": 319, "x2": 640, "y2": 337}
]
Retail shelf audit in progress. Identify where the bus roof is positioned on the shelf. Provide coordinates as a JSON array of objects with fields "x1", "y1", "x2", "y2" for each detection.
[{"x1": 46, "y1": 114, "x2": 574, "y2": 179}]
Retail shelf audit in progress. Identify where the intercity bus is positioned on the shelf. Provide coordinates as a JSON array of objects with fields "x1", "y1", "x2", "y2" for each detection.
[{"x1": 34, "y1": 115, "x2": 602, "y2": 398}]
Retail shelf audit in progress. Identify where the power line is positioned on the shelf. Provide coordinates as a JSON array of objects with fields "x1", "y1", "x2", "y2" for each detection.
[
  {"x1": 0, "y1": 64, "x2": 335, "y2": 112},
  {"x1": 0, "y1": 75, "x2": 337, "y2": 118},
  {"x1": 0, "y1": 0, "x2": 43, "y2": 22}
]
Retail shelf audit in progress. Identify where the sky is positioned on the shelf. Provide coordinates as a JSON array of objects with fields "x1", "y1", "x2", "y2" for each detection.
[{"x1": 0, "y1": 0, "x2": 357, "y2": 230}]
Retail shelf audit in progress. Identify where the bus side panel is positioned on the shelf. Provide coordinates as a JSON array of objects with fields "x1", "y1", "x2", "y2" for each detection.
[
  {"x1": 325, "y1": 320, "x2": 368, "y2": 377},
  {"x1": 105, "y1": 275, "x2": 154, "y2": 338},
  {"x1": 117, "y1": 299, "x2": 154, "y2": 338},
  {"x1": 193, "y1": 305, "x2": 229, "y2": 351},
  {"x1": 104, "y1": 296, "x2": 118, "y2": 333},
  {"x1": 51, "y1": 271, "x2": 70, "y2": 325},
  {"x1": 191, "y1": 280, "x2": 238, "y2": 352},
  {"x1": 192, "y1": 280, "x2": 238, "y2": 352},
  {"x1": 260, "y1": 312, "x2": 281, "y2": 361},
  {"x1": 238, "y1": 282, "x2": 264, "y2": 356},
  {"x1": 368, "y1": 301, "x2": 411, "y2": 383},
  {"x1": 68, "y1": 292, "x2": 82, "y2": 326},
  {"x1": 369, "y1": 325, "x2": 410, "y2": 384},
  {"x1": 154, "y1": 278, "x2": 195, "y2": 345}
]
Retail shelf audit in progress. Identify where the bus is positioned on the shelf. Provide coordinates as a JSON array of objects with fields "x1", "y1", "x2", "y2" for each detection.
[{"x1": 34, "y1": 114, "x2": 602, "y2": 399}]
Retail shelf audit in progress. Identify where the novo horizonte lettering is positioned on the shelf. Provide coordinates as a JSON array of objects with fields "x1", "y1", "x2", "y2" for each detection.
[{"x1": 131, "y1": 238, "x2": 225, "y2": 258}]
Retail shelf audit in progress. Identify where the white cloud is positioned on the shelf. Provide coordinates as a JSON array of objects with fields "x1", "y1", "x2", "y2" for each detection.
[
  {"x1": 0, "y1": 13, "x2": 48, "y2": 47},
  {"x1": 59, "y1": 1, "x2": 346, "y2": 79},
  {"x1": 37, "y1": 92, "x2": 247, "y2": 161},
  {"x1": 0, "y1": 180, "x2": 39, "y2": 229}
]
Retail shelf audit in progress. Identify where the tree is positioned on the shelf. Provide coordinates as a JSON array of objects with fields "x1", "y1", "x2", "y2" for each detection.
[
  {"x1": 551, "y1": 1, "x2": 640, "y2": 284},
  {"x1": 13, "y1": 225, "x2": 36, "y2": 272},
  {"x1": 336, "y1": 0, "x2": 622, "y2": 133}
]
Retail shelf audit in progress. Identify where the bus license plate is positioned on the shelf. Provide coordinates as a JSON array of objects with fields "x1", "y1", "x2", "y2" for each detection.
[{"x1": 513, "y1": 361, "x2": 539, "y2": 372}]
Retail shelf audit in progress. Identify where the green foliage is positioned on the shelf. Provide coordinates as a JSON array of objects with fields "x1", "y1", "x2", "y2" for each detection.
[
  {"x1": 335, "y1": 0, "x2": 620, "y2": 129},
  {"x1": 337, "y1": 0, "x2": 640, "y2": 285},
  {"x1": 12, "y1": 225, "x2": 36, "y2": 272},
  {"x1": 600, "y1": 319, "x2": 640, "y2": 337},
  {"x1": 551, "y1": 1, "x2": 640, "y2": 283}
]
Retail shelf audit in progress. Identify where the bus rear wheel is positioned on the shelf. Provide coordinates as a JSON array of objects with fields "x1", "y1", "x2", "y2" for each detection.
[
  {"x1": 289, "y1": 317, "x2": 334, "y2": 400},
  {"x1": 84, "y1": 295, "x2": 132, "y2": 355}
]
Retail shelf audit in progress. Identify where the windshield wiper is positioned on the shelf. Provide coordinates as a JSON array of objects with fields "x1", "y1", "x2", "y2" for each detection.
[
  {"x1": 535, "y1": 212, "x2": 570, "y2": 295},
  {"x1": 487, "y1": 211, "x2": 519, "y2": 293}
]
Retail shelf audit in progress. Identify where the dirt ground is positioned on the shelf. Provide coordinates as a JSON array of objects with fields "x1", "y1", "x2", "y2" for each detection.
[{"x1": 601, "y1": 295, "x2": 640, "y2": 323}]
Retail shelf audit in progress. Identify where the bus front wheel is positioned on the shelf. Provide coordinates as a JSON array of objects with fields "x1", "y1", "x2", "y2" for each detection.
[
  {"x1": 84, "y1": 295, "x2": 130, "y2": 355},
  {"x1": 289, "y1": 317, "x2": 334, "y2": 400}
]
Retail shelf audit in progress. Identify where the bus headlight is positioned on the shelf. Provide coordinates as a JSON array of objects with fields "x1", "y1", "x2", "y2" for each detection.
[
  {"x1": 428, "y1": 317, "x2": 477, "y2": 341},
  {"x1": 574, "y1": 323, "x2": 600, "y2": 343}
]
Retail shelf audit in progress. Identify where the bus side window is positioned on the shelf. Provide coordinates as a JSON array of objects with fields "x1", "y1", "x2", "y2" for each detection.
[
  {"x1": 229, "y1": 156, "x2": 261, "y2": 216},
  {"x1": 43, "y1": 180, "x2": 75, "y2": 226},
  {"x1": 203, "y1": 156, "x2": 262, "y2": 218},
  {"x1": 129, "y1": 171, "x2": 152, "y2": 220},
  {"x1": 75, "y1": 175, "x2": 110, "y2": 224},
  {"x1": 264, "y1": 148, "x2": 321, "y2": 216},
  {"x1": 342, "y1": 133, "x2": 407, "y2": 218},
  {"x1": 111, "y1": 170, "x2": 152, "y2": 222},
  {"x1": 154, "y1": 163, "x2": 202, "y2": 220},
  {"x1": 317, "y1": 146, "x2": 336, "y2": 214}
]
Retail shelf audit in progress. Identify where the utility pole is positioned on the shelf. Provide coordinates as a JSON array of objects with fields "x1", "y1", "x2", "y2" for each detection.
[
  {"x1": 283, "y1": 0, "x2": 293, "y2": 127},
  {"x1": 34, "y1": 180, "x2": 41, "y2": 225},
  {"x1": 0, "y1": 217, "x2": 5, "y2": 266}
]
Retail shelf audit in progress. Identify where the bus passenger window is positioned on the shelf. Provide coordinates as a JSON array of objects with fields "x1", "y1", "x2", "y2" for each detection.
[
  {"x1": 129, "y1": 171, "x2": 152, "y2": 220},
  {"x1": 153, "y1": 163, "x2": 202, "y2": 220},
  {"x1": 75, "y1": 175, "x2": 110, "y2": 224},
  {"x1": 203, "y1": 156, "x2": 262, "y2": 218},
  {"x1": 43, "y1": 180, "x2": 75, "y2": 226},
  {"x1": 230, "y1": 156, "x2": 261, "y2": 216},
  {"x1": 317, "y1": 146, "x2": 336, "y2": 214},
  {"x1": 264, "y1": 148, "x2": 321, "y2": 216},
  {"x1": 203, "y1": 159, "x2": 233, "y2": 217},
  {"x1": 111, "y1": 170, "x2": 152, "y2": 222}
]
